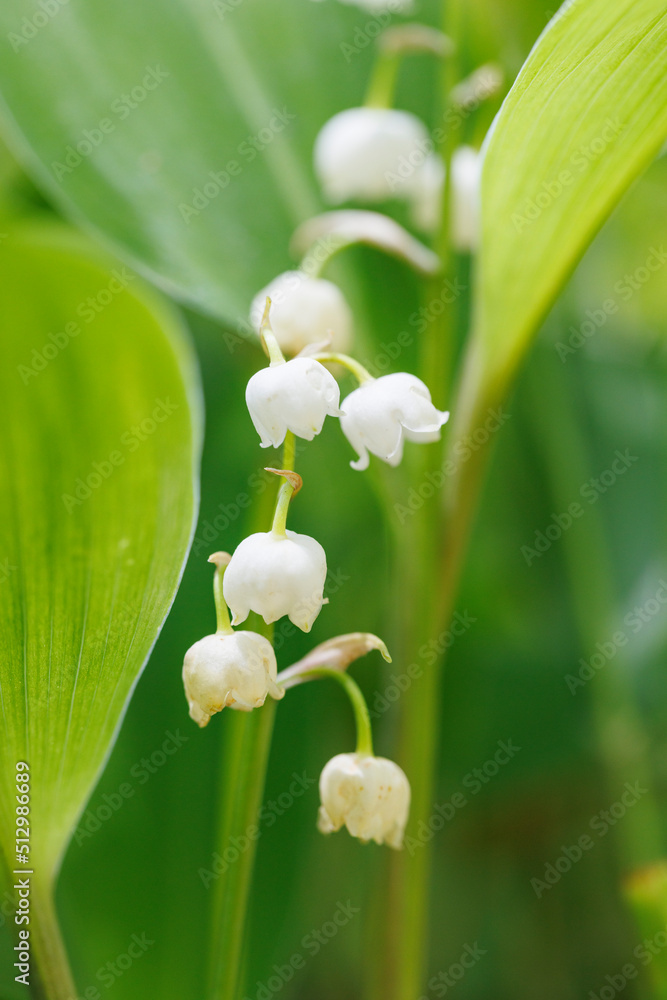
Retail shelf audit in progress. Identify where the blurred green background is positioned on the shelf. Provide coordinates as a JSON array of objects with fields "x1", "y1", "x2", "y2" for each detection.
[{"x1": 1, "y1": 0, "x2": 667, "y2": 997}]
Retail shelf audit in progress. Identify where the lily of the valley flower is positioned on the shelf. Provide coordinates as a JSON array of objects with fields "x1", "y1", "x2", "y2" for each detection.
[
  {"x1": 318, "y1": 752, "x2": 410, "y2": 849},
  {"x1": 250, "y1": 272, "x2": 353, "y2": 356},
  {"x1": 246, "y1": 356, "x2": 342, "y2": 449},
  {"x1": 223, "y1": 529, "x2": 328, "y2": 632},
  {"x1": 314, "y1": 107, "x2": 432, "y2": 207},
  {"x1": 340, "y1": 372, "x2": 449, "y2": 470},
  {"x1": 182, "y1": 631, "x2": 283, "y2": 727}
]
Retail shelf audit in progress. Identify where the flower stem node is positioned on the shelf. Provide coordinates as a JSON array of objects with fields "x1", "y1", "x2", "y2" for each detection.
[
  {"x1": 223, "y1": 529, "x2": 328, "y2": 632},
  {"x1": 340, "y1": 372, "x2": 449, "y2": 470},
  {"x1": 246, "y1": 356, "x2": 342, "y2": 449},
  {"x1": 318, "y1": 752, "x2": 411, "y2": 849},
  {"x1": 182, "y1": 631, "x2": 283, "y2": 728},
  {"x1": 250, "y1": 272, "x2": 353, "y2": 355}
]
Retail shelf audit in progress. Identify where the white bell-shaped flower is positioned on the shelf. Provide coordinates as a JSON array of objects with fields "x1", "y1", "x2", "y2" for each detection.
[
  {"x1": 317, "y1": 752, "x2": 410, "y2": 849},
  {"x1": 182, "y1": 631, "x2": 283, "y2": 727},
  {"x1": 246, "y1": 356, "x2": 342, "y2": 449},
  {"x1": 340, "y1": 372, "x2": 449, "y2": 470},
  {"x1": 223, "y1": 529, "x2": 327, "y2": 632},
  {"x1": 314, "y1": 107, "x2": 431, "y2": 205},
  {"x1": 250, "y1": 272, "x2": 353, "y2": 356}
]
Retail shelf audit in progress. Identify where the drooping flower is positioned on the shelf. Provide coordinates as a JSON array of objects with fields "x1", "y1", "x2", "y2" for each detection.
[
  {"x1": 314, "y1": 107, "x2": 432, "y2": 206},
  {"x1": 246, "y1": 356, "x2": 342, "y2": 449},
  {"x1": 223, "y1": 529, "x2": 327, "y2": 632},
  {"x1": 317, "y1": 752, "x2": 410, "y2": 849},
  {"x1": 250, "y1": 272, "x2": 353, "y2": 355},
  {"x1": 182, "y1": 631, "x2": 283, "y2": 727},
  {"x1": 339, "y1": 372, "x2": 449, "y2": 470}
]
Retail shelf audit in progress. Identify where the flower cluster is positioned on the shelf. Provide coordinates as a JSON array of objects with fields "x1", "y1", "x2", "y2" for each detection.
[
  {"x1": 244, "y1": 340, "x2": 448, "y2": 471},
  {"x1": 181, "y1": 14, "x2": 497, "y2": 852}
]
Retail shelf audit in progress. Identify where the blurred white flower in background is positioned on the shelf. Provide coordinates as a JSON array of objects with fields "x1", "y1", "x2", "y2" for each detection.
[
  {"x1": 250, "y1": 271, "x2": 353, "y2": 355},
  {"x1": 410, "y1": 145, "x2": 482, "y2": 246},
  {"x1": 450, "y1": 145, "x2": 483, "y2": 251},
  {"x1": 409, "y1": 151, "x2": 445, "y2": 233},
  {"x1": 314, "y1": 106, "x2": 432, "y2": 205}
]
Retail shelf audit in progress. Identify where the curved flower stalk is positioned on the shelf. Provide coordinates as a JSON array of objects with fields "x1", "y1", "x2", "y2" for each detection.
[{"x1": 277, "y1": 636, "x2": 410, "y2": 848}]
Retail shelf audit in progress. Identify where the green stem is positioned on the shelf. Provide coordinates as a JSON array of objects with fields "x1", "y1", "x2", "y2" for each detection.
[
  {"x1": 282, "y1": 428, "x2": 295, "y2": 473},
  {"x1": 207, "y1": 698, "x2": 276, "y2": 1000},
  {"x1": 0, "y1": 830, "x2": 76, "y2": 1000},
  {"x1": 285, "y1": 667, "x2": 374, "y2": 757},
  {"x1": 312, "y1": 353, "x2": 374, "y2": 385},
  {"x1": 364, "y1": 51, "x2": 400, "y2": 109},
  {"x1": 208, "y1": 554, "x2": 233, "y2": 635},
  {"x1": 270, "y1": 431, "x2": 297, "y2": 537},
  {"x1": 207, "y1": 429, "x2": 295, "y2": 1000},
  {"x1": 374, "y1": 5, "x2": 466, "y2": 998},
  {"x1": 364, "y1": 26, "x2": 453, "y2": 109},
  {"x1": 29, "y1": 879, "x2": 77, "y2": 1000},
  {"x1": 258, "y1": 300, "x2": 285, "y2": 367}
]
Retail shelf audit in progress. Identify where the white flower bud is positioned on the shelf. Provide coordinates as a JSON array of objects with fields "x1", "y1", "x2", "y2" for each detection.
[
  {"x1": 317, "y1": 753, "x2": 410, "y2": 849},
  {"x1": 314, "y1": 107, "x2": 431, "y2": 205},
  {"x1": 250, "y1": 272, "x2": 353, "y2": 356},
  {"x1": 246, "y1": 356, "x2": 342, "y2": 449},
  {"x1": 340, "y1": 372, "x2": 449, "y2": 470},
  {"x1": 223, "y1": 529, "x2": 327, "y2": 632},
  {"x1": 182, "y1": 631, "x2": 282, "y2": 727}
]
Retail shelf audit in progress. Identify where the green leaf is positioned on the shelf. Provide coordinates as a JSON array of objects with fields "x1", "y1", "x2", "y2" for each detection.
[
  {"x1": 0, "y1": 220, "x2": 201, "y2": 880},
  {"x1": 472, "y1": 0, "x2": 667, "y2": 394},
  {"x1": 0, "y1": 0, "x2": 385, "y2": 323}
]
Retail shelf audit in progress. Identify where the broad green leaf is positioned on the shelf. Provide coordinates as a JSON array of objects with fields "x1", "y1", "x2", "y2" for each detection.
[
  {"x1": 0, "y1": 221, "x2": 201, "y2": 879},
  {"x1": 0, "y1": 0, "x2": 435, "y2": 324},
  {"x1": 468, "y1": 0, "x2": 667, "y2": 400}
]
